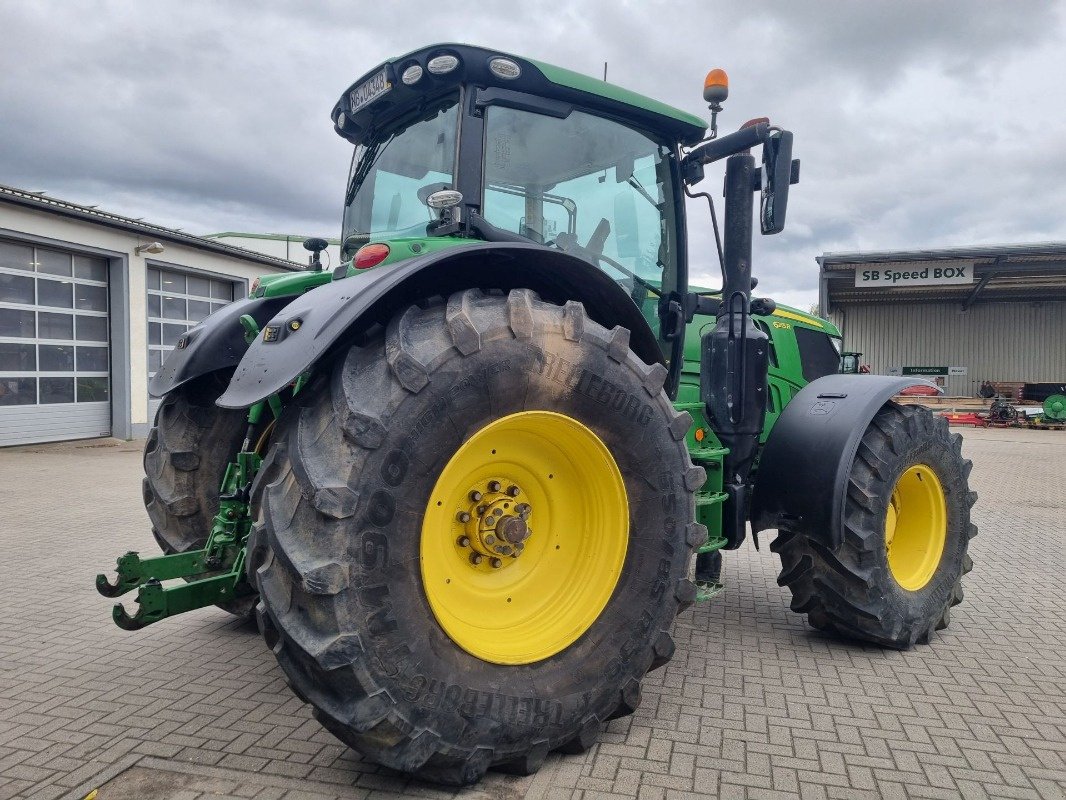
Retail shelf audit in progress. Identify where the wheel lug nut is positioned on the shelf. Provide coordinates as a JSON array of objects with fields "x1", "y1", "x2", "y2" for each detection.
[
  {"x1": 469, "y1": 490, "x2": 482, "y2": 502},
  {"x1": 456, "y1": 511, "x2": 471, "y2": 523},
  {"x1": 490, "y1": 558, "x2": 503, "y2": 569},
  {"x1": 470, "y1": 553, "x2": 483, "y2": 565},
  {"x1": 507, "y1": 485, "x2": 520, "y2": 497},
  {"x1": 487, "y1": 480, "x2": 501, "y2": 493},
  {"x1": 486, "y1": 534, "x2": 496, "y2": 544},
  {"x1": 493, "y1": 508, "x2": 503, "y2": 517},
  {"x1": 456, "y1": 536, "x2": 470, "y2": 548},
  {"x1": 477, "y1": 504, "x2": 488, "y2": 516},
  {"x1": 485, "y1": 517, "x2": 496, "y2": 528}
]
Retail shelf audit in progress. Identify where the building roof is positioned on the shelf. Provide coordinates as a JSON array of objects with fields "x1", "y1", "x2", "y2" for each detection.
[
  {"x1": 0, "y1": 183, "x2": 300, "y2": 271},
  {"x1": 819, "y1": 241, "x2": 1066, "y2": 308},
  {"x1": 205, "y1": 231, "x2": 340, "y2": 245}
]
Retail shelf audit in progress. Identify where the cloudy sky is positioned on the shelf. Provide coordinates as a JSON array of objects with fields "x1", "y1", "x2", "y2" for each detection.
[{"x1": 2, "y1": 1, "x2": 1065, "y2": 308}]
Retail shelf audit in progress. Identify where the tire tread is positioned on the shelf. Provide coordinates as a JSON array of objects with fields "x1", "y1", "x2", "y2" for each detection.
[{"x1": 250, "y1": 289, "x2": 700, "y2": 783}]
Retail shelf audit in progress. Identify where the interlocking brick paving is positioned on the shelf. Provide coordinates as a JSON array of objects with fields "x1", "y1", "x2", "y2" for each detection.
[{"x1": 0, "y1": 427, "x2": 1063, "y2": 799}]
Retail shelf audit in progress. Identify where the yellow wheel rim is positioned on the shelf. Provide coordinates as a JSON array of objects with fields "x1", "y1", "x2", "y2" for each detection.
[
  {"x1": 420, "y1": 411, "x2": 628, "y2": 665},
  {"x1": 885, "y1": 464, "x2": 947, "y2": 591}
]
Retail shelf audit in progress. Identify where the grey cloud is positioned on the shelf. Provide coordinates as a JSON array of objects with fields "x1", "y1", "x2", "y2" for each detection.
[{"x1": 2, "y1": 0, "x2": 1064, "y2": 310}]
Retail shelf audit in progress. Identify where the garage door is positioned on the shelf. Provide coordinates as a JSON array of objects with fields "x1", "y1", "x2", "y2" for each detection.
[
  {"x1": 0, "y1": 239, "x2": 111, "y2": 446},
  {"x1": 147, "y1": 267, "x2": 238, "y2": 421}
]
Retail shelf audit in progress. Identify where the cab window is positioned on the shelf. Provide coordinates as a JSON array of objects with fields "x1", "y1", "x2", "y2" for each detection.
[
  {"x1": 343, "y1": 95, "x2": 459, "y2": 244},
  {"x1": 482, "y1": 105, "x2": 678, "y2": 308}
]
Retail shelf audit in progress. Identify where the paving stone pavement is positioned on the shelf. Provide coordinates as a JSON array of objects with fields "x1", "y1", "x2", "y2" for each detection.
[{"x1": 0, "y1": 427, "x2": 1063, "y2": 800}]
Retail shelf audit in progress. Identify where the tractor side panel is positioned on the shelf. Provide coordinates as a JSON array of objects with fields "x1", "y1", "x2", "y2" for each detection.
[
  {"x1": 681, "y1": 311, "x2": 811, "y2": 442},
  {"x1": 758, "y1": 316, "x2": 843, "y2": 442},
  {"x1": 218, "y1": 242, "x2": 664, "y2": 409},
  {"x1": 749, "y1": 375, "x2": 938, "y2": 548},
  {"x1": 149, "y1": 295, "x2": 291, "y2": 398}
]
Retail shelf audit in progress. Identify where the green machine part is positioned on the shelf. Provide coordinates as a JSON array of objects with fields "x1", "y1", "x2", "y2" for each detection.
[
  {"x1": 95, "y1": 316, "x2": 288, "y2": 629},
  {"x1": 1044, "y1": 394, "x2": 1066, "y2": 421},
  {"x1": 96, "y1": 445, "x2": 262, "y2": 629},
  {"x1": 672, "y1": 297, "x2": 841, "y2": 562}
]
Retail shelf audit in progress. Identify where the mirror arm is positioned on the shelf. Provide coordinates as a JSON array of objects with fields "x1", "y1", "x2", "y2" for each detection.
[{"x1": 682, "y1": 122, "x2": 770, "y2": 178}]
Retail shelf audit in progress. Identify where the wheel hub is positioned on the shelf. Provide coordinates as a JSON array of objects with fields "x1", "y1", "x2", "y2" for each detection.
[
  {"x1": 885, "y1": 464, "x2": 947, "y2": 591},
  {"x1": 455, "y1": 480, "x2": 534, "y2": 568},
  {"x1": 420, "y1": 410, "x2": 629, "y2": 664}
]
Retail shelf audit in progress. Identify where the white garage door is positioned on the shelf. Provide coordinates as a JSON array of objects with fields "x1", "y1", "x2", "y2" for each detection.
[
  {"x1": 147, "y1": 267, "x2": 238, "y2": 421},
  {"x1": 0, "y1": 239, "x2": 111, "y2": 446}
]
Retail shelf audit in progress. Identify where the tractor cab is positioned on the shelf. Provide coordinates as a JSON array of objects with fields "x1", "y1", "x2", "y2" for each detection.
[
  {"x1": 840, "y1": 351, "x2": 864, "y2": 374},
  {"x1": 331, "y1": 44, "x2": 705, "y2": 348}
]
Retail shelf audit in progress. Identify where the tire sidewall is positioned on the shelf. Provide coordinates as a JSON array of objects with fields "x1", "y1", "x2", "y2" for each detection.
[
  {"x1": 870, "y1": 432, "x2": 968, "y2": 628},
  {"x1": 321, "y1": 322, "x2": 687, "y2": 748}
]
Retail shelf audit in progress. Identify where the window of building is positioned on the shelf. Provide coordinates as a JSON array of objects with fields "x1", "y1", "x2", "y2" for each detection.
[
  {"x1": 0, "y1": 242, "x2": 110, "y2": 407},
  {"x1": 147, "y1": 266, "x2": 239, "y2": 376}
]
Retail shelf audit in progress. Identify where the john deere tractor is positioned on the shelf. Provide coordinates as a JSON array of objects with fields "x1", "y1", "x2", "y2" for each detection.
[{"x1": 99, "y1": 44, "x2": 976, "y2": 784}]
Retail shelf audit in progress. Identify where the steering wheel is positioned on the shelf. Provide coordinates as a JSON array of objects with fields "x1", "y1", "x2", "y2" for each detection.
[{"x1": 554, "y1": 220, "x2": 661, "y2": 300}]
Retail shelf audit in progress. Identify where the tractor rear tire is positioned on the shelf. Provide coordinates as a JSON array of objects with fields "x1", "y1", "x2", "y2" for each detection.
[
  {"x1": 772, "y1": 403, "x2": 976, "y2": 648},
  {"x1": 143, "y1": 371, "x2": 256, "y2": 620},
  {"x1": 248, "y1": 289, "x2": 704, "y2": 784}
]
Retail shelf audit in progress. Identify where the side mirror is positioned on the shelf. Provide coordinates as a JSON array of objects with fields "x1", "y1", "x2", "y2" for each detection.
[
  {"x1": 303, "y1": 237, "x2": 329, "y2": 271},
  {"x1": 760, "y1": 130, "x2": 798, "y2": 235}
]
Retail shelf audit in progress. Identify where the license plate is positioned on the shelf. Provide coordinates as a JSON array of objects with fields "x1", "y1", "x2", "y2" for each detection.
[{"x1": 350, "y1": 69, "x2": 392, "y2": 112}]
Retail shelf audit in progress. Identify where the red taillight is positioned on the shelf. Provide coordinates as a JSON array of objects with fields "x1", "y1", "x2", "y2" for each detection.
[
  {"x1": 249, "y1": 277, "x2": 261, "y2": 296},
  {"x1": 354, "y1": 243, "x2": 390, "y2": 269}
]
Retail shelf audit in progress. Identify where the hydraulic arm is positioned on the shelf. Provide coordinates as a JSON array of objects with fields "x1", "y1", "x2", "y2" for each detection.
[{"x1": 96, "y1": 315, "x2": 280, "y2": 629}]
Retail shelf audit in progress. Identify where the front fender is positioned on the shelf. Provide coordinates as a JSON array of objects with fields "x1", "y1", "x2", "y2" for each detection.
[
  {"x1": 148, "y1": 294, "x2": 291, "y2": 397},
  {"x1": 749, "y1": 375, "x2": 939, "y2": 549},
  {"x1": 217, "y1": 242, "x2": 664, "y2": 409}
]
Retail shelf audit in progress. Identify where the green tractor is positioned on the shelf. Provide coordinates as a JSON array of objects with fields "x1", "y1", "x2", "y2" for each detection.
[
  {"x1": 99, "y1": 45, "x2": 976, "y2": 784},
  {"x1": 840, "y1": 350, "x2": 864, "y2": 373}
]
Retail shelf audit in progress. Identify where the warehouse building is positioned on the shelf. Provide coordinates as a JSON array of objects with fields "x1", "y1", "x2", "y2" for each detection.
[
  {"x1": 819, "y1": 243, "x2": 1066, "y2": 397},
  {"x1": 0, "y1": 184, "x2": 298, "y2": 447}
]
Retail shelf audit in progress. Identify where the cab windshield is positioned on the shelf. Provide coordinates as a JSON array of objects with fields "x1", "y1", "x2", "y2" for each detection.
[
  {"x1": 342, "y1": 94, "x2": 459, "y2": 246},
  {"x1": 482, "y1": 105, "x2": 679, "y2": 305}
]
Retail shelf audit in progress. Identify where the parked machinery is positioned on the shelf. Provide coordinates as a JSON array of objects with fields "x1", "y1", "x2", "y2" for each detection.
[{"x1": 99, "y1": 45, "x2": 976, "y2": 784}]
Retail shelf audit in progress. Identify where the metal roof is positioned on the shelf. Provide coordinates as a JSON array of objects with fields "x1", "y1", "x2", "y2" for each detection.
[
  {"x1": 819, "y1": 242, "x2": 1066, "y2": 309},
  {"x1": 820, "y1": 241, "x2": 1066, "y2": 265},
  {"x1": 205, "y1": 231, "x2": 340, "y2": 245},
  {"x1": 0, "y1": 184, "x2": 300, "y2": 271}
]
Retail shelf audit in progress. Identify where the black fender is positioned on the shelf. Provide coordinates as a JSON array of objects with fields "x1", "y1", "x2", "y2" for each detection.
[
  {"x1": 148, "y1": 294, "x2": 291, "y2": 397},
  {"x1": 749, "y1": 375, "x2": 939, "y2": 549},
  {"x1": 217, "y1": 242, "x2": 664, "y2": 409}
]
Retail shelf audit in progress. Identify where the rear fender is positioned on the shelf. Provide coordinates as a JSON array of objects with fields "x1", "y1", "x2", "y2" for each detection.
[
  {"x1": 148, "y1": 295, "x2": 290, "y2": 397},
  {"x1": 749, "y1": 375, "x2": 940, "y2": 549},
  {"x1": 217, "y1": 242, "x2": 663, "y2": 409}
]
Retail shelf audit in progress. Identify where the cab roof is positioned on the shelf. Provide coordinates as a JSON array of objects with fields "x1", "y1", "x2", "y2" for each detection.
[{"x1": 331, "y1": 43, "x2": 708, "y2": 147}]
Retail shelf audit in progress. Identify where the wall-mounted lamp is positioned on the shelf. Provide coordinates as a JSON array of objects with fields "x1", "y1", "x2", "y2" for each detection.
[{"x1": 135, "y1": 242, "x2": 165, "y2": 256}]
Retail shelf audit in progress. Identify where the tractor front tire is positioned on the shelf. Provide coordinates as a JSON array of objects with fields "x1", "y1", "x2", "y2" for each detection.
[
  {"x1": 143, "y1": 371, "x2": 256, "y2": 620},
  {"x1": 772, "y1": 403, "x2": 976, "y2": 648},
  {"x1": 248, "y1": 289, "x2": 703, "y2": 784}
]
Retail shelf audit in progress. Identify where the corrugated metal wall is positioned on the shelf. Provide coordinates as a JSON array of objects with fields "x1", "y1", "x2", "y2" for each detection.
[{"x1": 829, "y1": 301, "x2": 1066, "y2": 397}]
